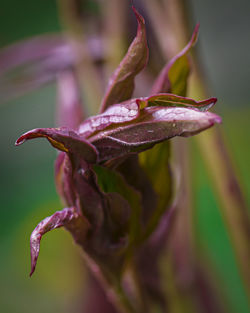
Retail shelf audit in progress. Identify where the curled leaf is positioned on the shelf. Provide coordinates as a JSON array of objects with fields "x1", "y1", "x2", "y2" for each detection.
[
  {"x1": 90, "y1": 106, "x2": 221, "y2": 162},
  {"x1": 30, "y1": 207, "x2": 88, "y2": 276},
  {"x1": 151, "y1": 24, "x2": 199, "y2": 95},
  {"x1": 79, "y1": 93, "x2": 216, "y2": 142},
  {"x1": 138, "y1": 93, "x2": 217, "y2": 111},
  {"x1": 15, "y1": 127, "x2": 98, "y2": 163},
  {"x1": 100, "y1": 7, "x2": 149, "y2": 112}
]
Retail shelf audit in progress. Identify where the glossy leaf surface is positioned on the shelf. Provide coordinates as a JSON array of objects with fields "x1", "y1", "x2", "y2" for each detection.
[
  {"x1": 90, "y1": 106, "x2": 221, "y2": 162},
  {"x1": 79, "y1": 99, "x2": 140, "y2": 137}
]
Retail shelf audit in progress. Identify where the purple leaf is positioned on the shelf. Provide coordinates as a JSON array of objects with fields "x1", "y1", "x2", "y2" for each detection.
[
  {"x1": 79, "y1": 98, "x2": 140, "y2": 137},
  {"x1": 15, "y1": 127, "x2": 98, "y2": 164},
  {"x1": 151, "y1": 24, "x2": 199, "y2": 95},
  {"x1": 138, "y1": 93, "x2": 217, "y2": 111},
  {"x1": 30, "y1": 207, "x2": 89, "y2": 276},
  {"x1": 100, "y1": 7, "x2": 149, "y2": 112},
  {"x1": 55, "y1": 156, "x2": 131, "y2": 261},
  {"x1": 55, "y1": 152, "x2": 66, "y2": 200},
  {"x1": 73, "y1": 160, "x2": 105, "y2": 229},
  {"x1": 78, "y1": 94, "x2": 216, "y2": 141},
  {"x1": 72, "y1": 163, "x2": 131, "y2": 268},
  {"x1": 55, "y1": 152, "x2": 76, "y2": 207},
  {"x1": 90, "y1": 106, "x2": 221, "y2": 162}
]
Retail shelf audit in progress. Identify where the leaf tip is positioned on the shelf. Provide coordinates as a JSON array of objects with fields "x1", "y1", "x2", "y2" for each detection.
[
  {"x1": 132, "y1": 5, "x2": 145, "y2": 26},
  {"x1": 191, "y1": 23, "x2": 200, "y2": 45},
  {"x1": 15, "y1": 129, "x2": 39, "y2": 146},
  {"x1": 213, "y1": 114, "x2": 222, "y2": 124},
  {"x1": 205, "y1": 97, "x2": 218, "y2": 111},
  {"x1": 194, "y1": 22, "x2": 200, "y2": 33},
  {"x1": 29, "y1": 231, "x2": 41, "y2": 277},
  {"x1": 29, "y1": 266, "x2": 35, "y2": 277},
  {"x1": 15, "y1": 132, "x2": 30, "y2": 145},
  {"x1": 15, "y1": 137, "x2": 23, "y2": 146},
  {"x1": 212, "y1": 97, "x2": 217, "y2": 104},
  {"x1": 206, "y1": 111, "x2": 222, "y2": 126}
]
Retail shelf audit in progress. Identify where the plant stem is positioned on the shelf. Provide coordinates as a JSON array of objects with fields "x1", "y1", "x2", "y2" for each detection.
[
  {"x1": 57, "y1": 0, "x2": 103, "y2": 115},
  {"x1": 80, "y1": 249, "x2": 138, "y2": 313},
  {"x1": 179, "y1": 0, "x2": 250, "y2": 300},
  {"x1": 194, "y1": 123, "x2": 250, "y2": 298}
]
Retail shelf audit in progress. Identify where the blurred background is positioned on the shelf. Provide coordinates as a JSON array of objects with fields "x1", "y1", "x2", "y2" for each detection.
[{"x1": 0, "y1": 0, "x2": 249, "y2": 312}]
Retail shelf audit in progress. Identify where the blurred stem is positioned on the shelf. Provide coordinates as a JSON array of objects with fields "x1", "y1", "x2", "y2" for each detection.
[
  {"x1": 148, "y1": 0, "x2": 250, "y2": 301},
  {"x1": 143, "y1": 0, "x2": 178, "y2": 57},
  {"x1": 80, "y1": 250, "x2": 138, "y2": 313},
  {"x1": 169, "y1": 138, "x2": 198, "y2": 313},
  {"x1": 162, "y1": 0, "x2": 191, "y2": 47},
  {"x1": 194, "y1": 120, "x2": 250, "y2": 297},
  {"x1": 56, "y1": 69, "x2": 85, "y2": 129},
  {"x1": 178, "y1": 0, "x2": 250, "y2": 299},
  {"x1": 57, "y1": 0, "x2": 103, "y2": 115},
  {"x1": 123, "y1": 262, "x2": 149, "y2": 313},
  {"x1": 144, "y1": 0, "x2": 190, "y2": 57},
  {"x1": 145, "y1": 0, "x2": 250, "y2": 309},
  {"x1": 100, "y1": 0, "x2": 127, "y2": 75}
]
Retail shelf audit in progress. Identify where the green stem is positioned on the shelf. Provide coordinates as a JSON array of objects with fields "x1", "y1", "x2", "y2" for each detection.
[
  {"x1": 181, "y1": 0, "x2": 250, "y2": 300},
  {"x1": 194, "y1": 123, "x2": 250, "y2": 298},
  {"x1": 146, "y1": 0, "x2": 250, "y2": 307}
]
